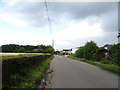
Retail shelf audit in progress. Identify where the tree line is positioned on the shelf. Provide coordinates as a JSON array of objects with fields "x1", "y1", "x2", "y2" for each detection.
[
  {"x1": 1, "y1": 44, "x2": 54, "y2": 53},
  {"x1": 74, "y1": 41, "x2": 120, "y2": 66}
]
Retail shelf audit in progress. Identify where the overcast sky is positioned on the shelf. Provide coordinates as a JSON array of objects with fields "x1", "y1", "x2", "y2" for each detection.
[{"x1": 0, "y1": 0, "x2": 119, "y2": 50}]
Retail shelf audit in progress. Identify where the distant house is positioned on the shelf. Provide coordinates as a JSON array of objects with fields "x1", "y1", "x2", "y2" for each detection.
[
  {"x1": 96, "y1": 44, "x2": 113, "y2": 61},
  {"x1": 96, "y1": 48, "x2": 107, "y2": 61},
  {"x1": 62, "y1": 49, "x2": 72, "y2": 55},
  {"x1": 103, "y1": 44, "x2": 112, "y2": 50},
  {"x1": 71, "y1": 47, "x2": 79, "y2": 54}
]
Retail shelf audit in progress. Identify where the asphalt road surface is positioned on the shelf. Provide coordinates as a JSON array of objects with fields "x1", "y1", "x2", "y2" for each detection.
[{"x1": 48, "y1": 55, "x2": 118, "y2": 88}]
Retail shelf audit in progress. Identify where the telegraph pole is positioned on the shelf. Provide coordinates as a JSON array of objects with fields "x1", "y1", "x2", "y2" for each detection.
[{"x1": 52, "y1": 40, "x2": 54, "y2": 56}]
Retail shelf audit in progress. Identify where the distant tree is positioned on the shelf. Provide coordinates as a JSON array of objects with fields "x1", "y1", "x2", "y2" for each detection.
[
  {"x1": 17, "y1": 47, "x2": 26, "y2": 53},
  {"x1": 1, "y1": 44, "x2": 53, "y2": 53},
  {"x1": 54, "y1": 51, "x2": 60, "y2": 55},
  {"x1": 2, "y1": 44, "x2": 19, "y2": 52}
]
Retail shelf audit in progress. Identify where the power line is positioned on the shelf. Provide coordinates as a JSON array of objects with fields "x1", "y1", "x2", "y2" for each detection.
[
  {"x1": 44, "y1": 0, "x2": 53, "y2": 40},
  {"x1": 44, "y1": 0, "x2": 54, "y2": 55}
]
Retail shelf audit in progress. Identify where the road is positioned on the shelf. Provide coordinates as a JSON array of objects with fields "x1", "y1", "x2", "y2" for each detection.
[{"x1": 46, "y1": 55, "x2": 119, "y2": 88}]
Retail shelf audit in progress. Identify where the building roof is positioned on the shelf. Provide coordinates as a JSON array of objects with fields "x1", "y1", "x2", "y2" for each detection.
[
  {"x1": 63, "y1": 49, "x2": 72, "y2": 51},
  {"x1": 103, "y1": 44, "x2": 112, "y2": 47}
]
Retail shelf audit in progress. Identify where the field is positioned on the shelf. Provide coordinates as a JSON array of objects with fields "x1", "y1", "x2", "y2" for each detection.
[
  {"x1": 1, "y1": 53, "x2": 52, "y2": 88},
  {"x1": 0, "y1": 53, "x2": 50, "y2": 55}
]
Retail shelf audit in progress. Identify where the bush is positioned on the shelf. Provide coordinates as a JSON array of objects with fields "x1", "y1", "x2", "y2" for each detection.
[
  {"x1": 75, "y1": 41, "x2": 98, "y2": 60},
  {"x1": 100, "y1": 58, "x2": 110, "y2": 64},
  {"x1": 74, "y1": 46, "x2": 85, "y2": 58},
  {"x1": 101, "y1": 44, "x2": 120, "y2": 65},
  {"x1": 84, "y1": 41, "x2": 98, "y2": 60}
]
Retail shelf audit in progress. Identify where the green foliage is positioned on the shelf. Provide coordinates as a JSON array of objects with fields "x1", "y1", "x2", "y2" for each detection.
[
  {"x1": 74, "y1": 41, "x2": 119, "y2": 65},
  {"x1": 100, "y1": 58, "x2": 111, "y2": 64},
  {"x1": 84, "y1": 41, "x2": 98, "y2": 60},
  {"x1": 75, "y1": 41, "x2": 98, "y2": 60},
  {"x1": 74, "y1": 46, "x2": 85, "y2": 58},
  {"x1": 1, "y1": 44, "x2": 19, "y2": 52},
  {"x1": 2, "y1": 54, "x2": 52, "y2": 88},
  {"x1": 17, "y1": 47, "x2": 26, "y2": 53},
  {"x1": 54, "y1": 51, "x2": 61, "y2": 55},
  {"x1": 102, "y1": 44, "x2": 120, "y2": 65},
  {"x1": 69, "y1": 41, "x2": 120, "y2": 73},
  {"x1": 92, "y1": 47, "x2": 106, "y2": 61},
  {"x1": 18, "y1": 57, "x2": 52, "y2": 88}
]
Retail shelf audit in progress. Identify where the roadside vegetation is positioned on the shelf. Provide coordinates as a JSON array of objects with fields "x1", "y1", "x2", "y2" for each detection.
[
  {"x1": 2, "y1": 54, "x2": 52, "y2": 88},
  {"x1": 54, "y1": 51, "x2": 62, "y2": 55},
  {"x1": 68, "y1": 41, "x2": 120, "y2": 74}
]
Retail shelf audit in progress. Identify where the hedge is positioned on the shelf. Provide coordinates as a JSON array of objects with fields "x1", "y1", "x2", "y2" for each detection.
[{"x1": 2, "y1": 54, "x2": 51, "y2": 88}]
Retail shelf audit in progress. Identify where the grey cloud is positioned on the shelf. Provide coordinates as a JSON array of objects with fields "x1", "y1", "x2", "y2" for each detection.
[
  {"x1": 118, "y1": 1, "x2": 120, "y2": 29},
  {"x1": 47, "y1": 2, "x2": 118, "y2": 32},
  {"x1": 100, "y1": 10, "x2": 118, "y2": 32},
  {"x1": 1, "y1": 2, "x2": 118, "y2": 31},
  {"x1": 48, "y1": 2, "x2": 117, "y2": 19},
  {"x1": 2, "y1": 2, "x2": 48, "y2": 27}
]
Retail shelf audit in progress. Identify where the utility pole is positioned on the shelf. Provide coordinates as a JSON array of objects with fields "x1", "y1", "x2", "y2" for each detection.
[
  {"x1": 84, "y1": 48, "x2": 85, "y2": 58},
  {"x1": 52, "y1": 40, "x2": 54, "y2": 56}
]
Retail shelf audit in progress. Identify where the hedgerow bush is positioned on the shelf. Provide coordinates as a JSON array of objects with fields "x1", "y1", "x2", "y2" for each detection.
[
  {"x1": 101, "y1": 44, "x2": 120, "y2": 65},
  {"x1": 75, "y1": 41, "x2": 98, "y2": 60},
  {"x1": 2, "y1": 54, "x2": 51, "y2": 88}
]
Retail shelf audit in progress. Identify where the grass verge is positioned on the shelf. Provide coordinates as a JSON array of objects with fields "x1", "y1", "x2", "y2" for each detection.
[
  {"x1": 68, "y1": 55, "x2": 120, "y2": 74},
  {"x1": 17, "y1": 57, "x2": 52, "y2": 88}
]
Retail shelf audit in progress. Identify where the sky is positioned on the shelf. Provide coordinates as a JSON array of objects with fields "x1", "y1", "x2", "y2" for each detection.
[{"x1": 0, "y1": 0, "x2": 119, "y2": 51}]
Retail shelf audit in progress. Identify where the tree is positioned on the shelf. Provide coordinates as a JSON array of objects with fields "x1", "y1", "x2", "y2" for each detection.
[
  {"x1": 17, "y1": 47, "x2": 26, "y2": 53},
  {"x1": 74, "y1": 41, "x2": 98, "y2": 60},
  {"x1": 92, "y1": 47, "x2": 107, "y2": 61},
  {"x1": 84, "y1": 41, "x2": 98, "y2": 60},
  {"x1": 74, "y1": 46, "x2": 85, "y2": 58},
  {"x1": 85, "y1": 41, "x2": 98, "y2": 60},
  {"x1": 2, "y1": 44, "x2": 19, "y2": 52}
]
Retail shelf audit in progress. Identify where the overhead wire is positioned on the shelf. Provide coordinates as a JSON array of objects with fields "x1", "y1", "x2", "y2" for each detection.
[
  {"x1": 44, "y1": 0, "x2": 54, "y2": 54},
  {"x1": 44, "y1": 0, "x2": 53, "y2": 40}
]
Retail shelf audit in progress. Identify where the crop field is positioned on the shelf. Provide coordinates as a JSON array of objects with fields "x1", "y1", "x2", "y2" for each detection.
[
  {"x1": 1, "y1": 53, "x2": 52, "y2": 88},
  {"x1": 0, "y1": 53, "x2": 50, "y2": 55}
]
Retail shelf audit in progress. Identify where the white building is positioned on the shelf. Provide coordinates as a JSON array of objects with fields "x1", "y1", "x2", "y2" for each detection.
[
  {"x1": 71, "y1": 47, "x2": 79, "y2": 54},
  {"x1": 62, "y1": 47, "x2": 79, "y2": 55},
  {"x1": 62, "y1": 49, "x2": 72, "y2": 55}
]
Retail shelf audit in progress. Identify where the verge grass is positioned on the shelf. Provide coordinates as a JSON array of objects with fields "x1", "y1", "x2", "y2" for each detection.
[
  {"x1": 18, "y1": 57, "x2": 52, "y2": 88},
  {"x1": 68, "y1": 55, "x2": 120, "y2": 74}
]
